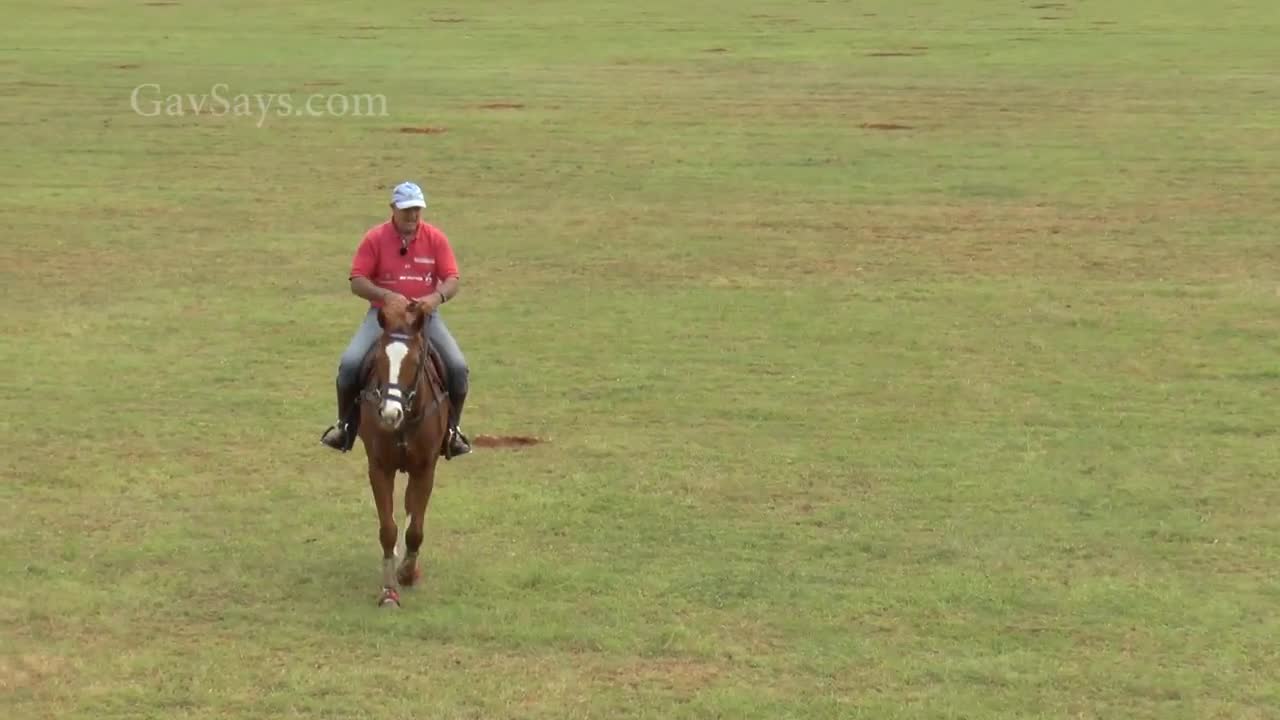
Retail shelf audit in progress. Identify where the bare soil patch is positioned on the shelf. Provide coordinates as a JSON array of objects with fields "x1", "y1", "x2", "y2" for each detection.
[{"x1": 473, "y1": 435, "x2": 544, "y2": 449}]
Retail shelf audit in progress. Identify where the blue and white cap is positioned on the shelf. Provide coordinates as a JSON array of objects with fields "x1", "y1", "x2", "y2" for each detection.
[{"x1": 390, "y1": 181, "x2": 427, "y2": 209}]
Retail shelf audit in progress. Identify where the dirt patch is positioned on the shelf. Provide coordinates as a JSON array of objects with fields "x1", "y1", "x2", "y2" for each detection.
[
  {"x1": 477, "y1": 102, "x2": 524, "y2": 110},
  {"x1": 702, "y1": 48, "x2": 729, "y2": 53},
  {"x1": 337, "y1": 35, "x2": 375, "y2": 40},
  {"x1": 431, "y1": 17, "x2": 465, "y2": 23},
  {"x1": 115, "y1": 63, "x2": 141, "y2": 70},
  {"x1": 866, "y1": 51, "x2": 921, "y2": 57},
  {"x1": 1030, "y1": 2, "x2": 1065, "y2": 7},
  {"x1": 860, "y1": 122, "x2": 912, "y2": 130},
  {"x1": 1039, "y1": 16, "x2": 1064, "y2": 20},
  {"x1": 398, "y1": 127, "x2": 447, "y2": 134},
  {"x1": 143, "y1": 1, "x2": 178, "y2": 5},
  {"x1": 472, "y1": 435, "x2": 543, "y2": 449}
]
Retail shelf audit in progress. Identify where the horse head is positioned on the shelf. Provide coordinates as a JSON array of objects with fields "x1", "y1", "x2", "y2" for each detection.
[{"x1": 367, "y1": 299, "x2": 430, "y2": 432}]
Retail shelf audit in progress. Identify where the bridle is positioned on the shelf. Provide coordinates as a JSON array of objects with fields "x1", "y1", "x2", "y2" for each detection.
[{"x1": 361, "y1": 331, "x2": 447, "y2": 443}]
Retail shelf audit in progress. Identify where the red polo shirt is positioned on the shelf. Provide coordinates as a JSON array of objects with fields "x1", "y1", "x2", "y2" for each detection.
[{"x1": 349, "y1": 220, "x2": 459, "y2": 308}]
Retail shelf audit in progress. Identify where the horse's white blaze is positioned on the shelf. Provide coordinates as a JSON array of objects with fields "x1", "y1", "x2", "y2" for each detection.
[
  {"x1": 381, "y1": 341, "x2": 409, "y2": 422},
  {"x1": 385, "y1": 341, "x2": 409, "y2": 387}
]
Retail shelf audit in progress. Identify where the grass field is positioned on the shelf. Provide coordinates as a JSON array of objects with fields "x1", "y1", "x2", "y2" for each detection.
[{"x1": 3, "y1": 1, "x2": 1279, "y2": 717}]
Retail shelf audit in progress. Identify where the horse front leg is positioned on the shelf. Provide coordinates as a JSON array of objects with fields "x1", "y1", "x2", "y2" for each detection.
[
  {"x1": 368, "y1": 465, "x2": 400, "y2": 608},
  {"x1": 398, "y1": 457, "x2": 439, "y2": 587}
]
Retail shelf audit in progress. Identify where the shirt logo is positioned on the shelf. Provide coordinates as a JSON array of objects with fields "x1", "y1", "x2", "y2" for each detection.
[{"x1": 413, "y1": 257, "x2": 435, "y2": 264}]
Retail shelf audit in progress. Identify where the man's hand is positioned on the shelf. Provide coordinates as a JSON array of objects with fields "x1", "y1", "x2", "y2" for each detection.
[
  {"x1": 415, "y1": 291, "x2": 444, "y2": 314},
  {"x1": 351, "y1": 276, "x2": 408, "y2": 308},
  {"x1": 380, "y1": 291, "x2": 410, "y2": 312}
]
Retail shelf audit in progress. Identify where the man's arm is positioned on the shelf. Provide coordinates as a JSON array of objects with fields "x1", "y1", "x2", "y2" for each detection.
[
  {"x1": 348, "y1": 232, "x2": 407, "y2": 306},
  {"x1": 416, "y1": 276, "x2": 458, "y2": 313},
  {"x1": 351, "y1": 275, "x2": 401, "y2": 304},
  {"x1": 436, "y1": 276, "x2": 459, "y2": 303},
  {"x1": 418, "y1": 228, "x2": 461, "y2": 311}
]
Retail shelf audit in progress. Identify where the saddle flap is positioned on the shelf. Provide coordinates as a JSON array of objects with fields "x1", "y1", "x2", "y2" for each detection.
[
  {"x1": 358, "y1": 343, "x2": 378, "y2": 389},
  {"x1": 425, "y1": 343, "x2": 448, "y2": 390}
]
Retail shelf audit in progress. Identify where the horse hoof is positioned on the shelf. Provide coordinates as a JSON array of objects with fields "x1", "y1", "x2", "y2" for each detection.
[
  {"x1": 377, "y1": 588, "x2": 401, "y2": 609},
  {"x1": 398, "y1": 565, "x2": 423, "y2": 587}
]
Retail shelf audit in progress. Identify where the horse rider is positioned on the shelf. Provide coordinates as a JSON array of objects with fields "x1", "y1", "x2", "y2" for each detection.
[{"x1": 320, "y1": 180, "x2": 471, "y2": 457}]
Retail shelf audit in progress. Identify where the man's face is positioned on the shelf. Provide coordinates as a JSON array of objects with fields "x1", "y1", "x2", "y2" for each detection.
[{"x1": 391, "y1": 205, "x2": 421, "y2": 234}]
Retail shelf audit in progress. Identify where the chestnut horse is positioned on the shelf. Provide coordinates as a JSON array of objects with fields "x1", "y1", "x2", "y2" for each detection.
[{"x1": 355, "y1": 300, "x2": 452, "y2": 609}]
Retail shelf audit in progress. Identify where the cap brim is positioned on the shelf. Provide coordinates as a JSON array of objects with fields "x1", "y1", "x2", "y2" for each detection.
[{"x1": 393, "y1": 199, "x2": 426, "y2": 209}]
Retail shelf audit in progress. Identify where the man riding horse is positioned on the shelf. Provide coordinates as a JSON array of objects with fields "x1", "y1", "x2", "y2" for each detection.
[{"x1": 320, "y1": 180, "x2": 471, "y2": 458}]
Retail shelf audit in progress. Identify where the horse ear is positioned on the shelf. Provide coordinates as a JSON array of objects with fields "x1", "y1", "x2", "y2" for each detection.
[
  {"x1": 411, "y1": 303, "x2": 428, "y2": 332},
  {"x1": 377, "y1": 307, "x2": 387, "y2": 328}
]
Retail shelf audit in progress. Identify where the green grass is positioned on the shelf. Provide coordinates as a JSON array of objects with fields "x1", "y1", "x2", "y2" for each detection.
[{"x1": 3, "y1": 1, "x2": 1279, "y2": 717}]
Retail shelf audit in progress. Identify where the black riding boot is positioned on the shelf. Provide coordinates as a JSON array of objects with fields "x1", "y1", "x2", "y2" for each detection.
[
  {"x1": 445, "y1": 388, "x2": 471, "y2": 458},
  {"x1": 321, "y1": 380, "x2": 362, "y2": 452}
]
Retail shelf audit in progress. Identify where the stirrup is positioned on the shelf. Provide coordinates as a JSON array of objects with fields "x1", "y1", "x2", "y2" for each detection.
[
  {"x1": 445, "y1": 427, "x2": 471, "y2": 459},
  {"x1": 321, "y1": 423, "x2": 350, "y2": 452}
]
